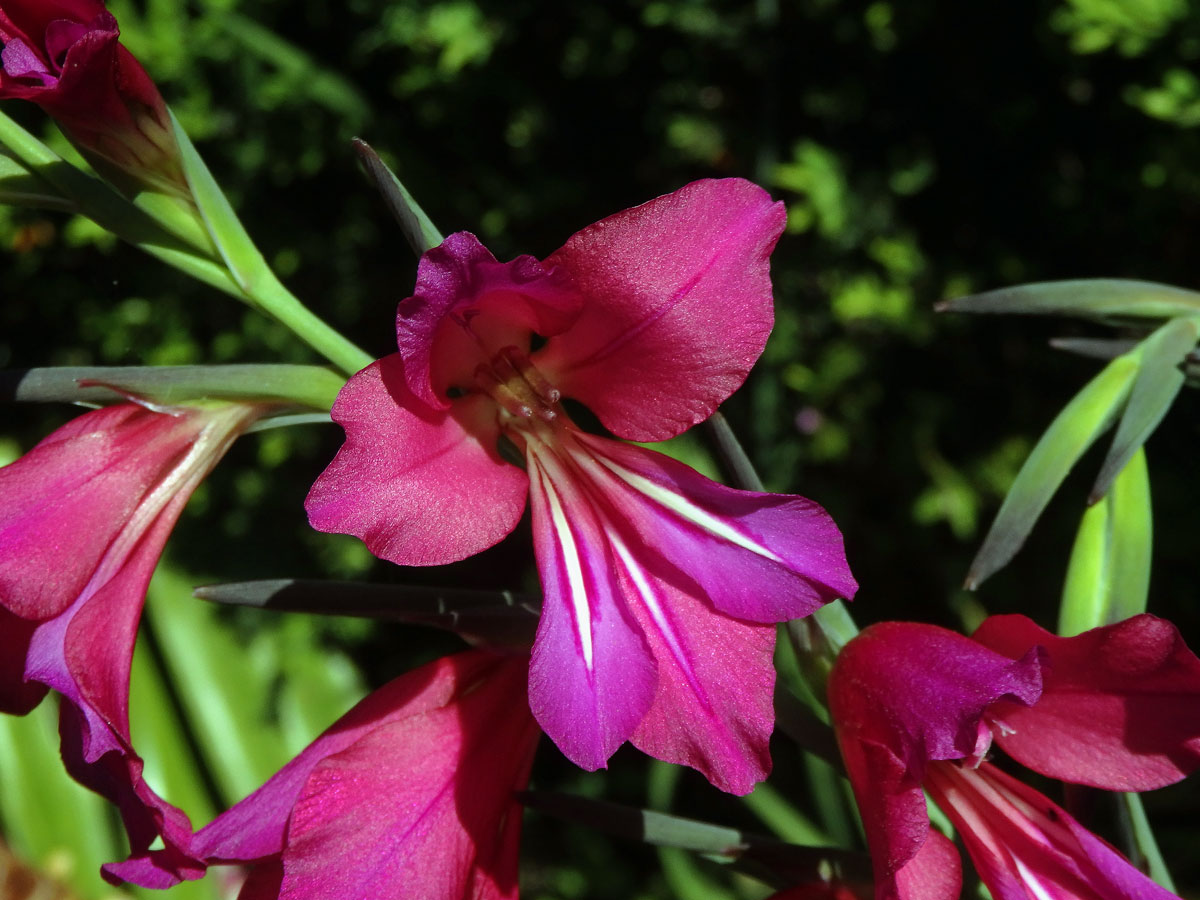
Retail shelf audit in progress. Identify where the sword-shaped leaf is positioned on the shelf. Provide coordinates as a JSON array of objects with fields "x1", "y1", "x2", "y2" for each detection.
[
  {"x1": 520, "y1": 790, "x2": 869, "y2": 889},
  {"x1": 1090, "y1": 317, "x2": 1198, "y2": 502},
  {"x1": 353, "y1": 139, "x2": 444, "y2": 256},
  {"x1": 1059, "y1": 448, "x2": 1152, "y2": 636},
  {"x1": 966, "y1": 352, "x2": 1138, "y2": 589},
  {"x1": 1053, "y1": 336, "x2": 1200, "y2": 387},
  {"x1": 939, "y1": 278, "x2": 1200, "y2": 324},
  {"x1": 197, "y1": 578, "x2": 539, "y2": 650}
]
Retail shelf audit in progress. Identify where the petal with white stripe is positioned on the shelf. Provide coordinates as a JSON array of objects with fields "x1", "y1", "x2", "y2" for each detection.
[
  {"x1": 571, "y1": 431, "x2": 857, "y2": 624},
  {"x1": 525, "y1": 450, "x2": 655, "y2": 772}
]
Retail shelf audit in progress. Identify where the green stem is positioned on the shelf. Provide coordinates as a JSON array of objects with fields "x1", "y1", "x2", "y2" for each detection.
[
  {"x1": 248, "y1": 274, "x2": 374, "y2": 376},
  {"x1": 705, "y1": 409, "x2": 859, "y2": 648},
  {"x1": 1121, "y1": 792, "x2": 1176, "y2": 892},
  {"x1": 0, "y1": 110, "x2": 374, "y2": 377}
]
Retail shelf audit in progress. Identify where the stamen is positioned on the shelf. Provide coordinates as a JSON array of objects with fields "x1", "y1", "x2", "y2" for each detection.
[
  {"x1": 473, "y1": 346, "x2": 563, "y2": 424},
  {"x1": 500, "y1": 346, "x2": 562, "y2": 405},
  {"x1": 474, "y1": 363, "x2": 534, "y2": 418}
]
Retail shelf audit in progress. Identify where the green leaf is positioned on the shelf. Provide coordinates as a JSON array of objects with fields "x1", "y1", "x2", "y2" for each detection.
[
  {"x1": 196, "y1": 578, "x2": 538, "y2": 651},
  {"x1": 1059, "y1": 448, "x2": 1152, "y2": 635},
  {"x1": 2, "y1": 364, "x2": 346, "y2": 412},
  {"x1": 0, "y1": 701, "x2": 128, "y2": 899},
  {"x1": 171, "y1": 111, "x2": 373, "y2": 375},
  {"x1": 1090, "y1": 317, "x2": 1198, "y2": 502},
  {"x1": 0, "y1": 152, "x2": 75, "y2": 210},
  {"x1": 145, "y1": 563, "x2": 304, "y2": 805},
  {"x1": 170, "y1": 110, "x2": 274, "y2": 296},
  {"x1": 966, "y1": 352, "x2": 1139, "y2": 589},
  {"x1": 0, "y1": 109, "x2": 211, "y2": 253},
  {"x1": 353, "y1": 139, "x2": 445, "y2": 255},
  {"x1": 939, "y1": 278, "x2": 1200, "y2": 324}
]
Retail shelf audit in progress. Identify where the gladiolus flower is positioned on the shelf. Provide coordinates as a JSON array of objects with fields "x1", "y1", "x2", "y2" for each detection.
[
  {"x1": 305, "y1": 179, "x2": 858, "y2": 794},
  {"x1": 0, "y1": 0, "x2": 186, "y2": 195},
  {"x1": 108, "y1": 649, "x2": 540, "y2": 900},
  {"x1": 828, "y1": 615, "x2": 1200, "y2": 900},
  {"x1": 0, "y1": 400, "x2": 265, "y2": 878}
]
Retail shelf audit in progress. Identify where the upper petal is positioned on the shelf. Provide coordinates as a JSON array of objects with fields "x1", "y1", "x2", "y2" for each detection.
[
  {"x1": 830, "y1": 622, "x2": 1044, "y2": 775},
  {"x1": 972, "y1": 614, "x2": 1200, "y2": 791},
  {"x1": 535, "y1": 179, "x2": 786, "y2": 442},
  {"x1": 305, "y1": 355, "x2": 529, "y2": 566},
  {"x1": 396, "y1": 232, "x2": 580, "y2": 408}
]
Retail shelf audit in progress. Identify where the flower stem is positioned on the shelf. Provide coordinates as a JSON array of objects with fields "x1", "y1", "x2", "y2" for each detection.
[{"x1": 705, "y1": 410, "x2": 859, "y2": 644}]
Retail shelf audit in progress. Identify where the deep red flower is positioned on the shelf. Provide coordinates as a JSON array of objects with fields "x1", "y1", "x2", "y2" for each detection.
[
  {"x1": 828, "y1": 615, "x2": 1200, "y2": 900},
  {"x1": 0, "y1": 0, "x2": 185, "y2": 194}
]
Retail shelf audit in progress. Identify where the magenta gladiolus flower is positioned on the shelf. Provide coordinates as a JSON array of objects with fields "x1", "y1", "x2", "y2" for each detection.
[
  {"x1": 109, "y1": 649, "x2": 540, "y2": 900},
  {"x1": 0, "y1": 0, "x2": 185, "y2": 194},
  {"x1": 0, "y1": 400, "x2": 264, "y2": 877},
  {"x1": 306, "y1": 179, "x2": 858, "y2": 794},
  {"x1": 828, "y1": 615, "x2": 1200, "y2": 900}
]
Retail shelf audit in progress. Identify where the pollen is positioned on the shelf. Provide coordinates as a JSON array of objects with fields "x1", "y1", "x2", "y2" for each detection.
[{"x1": 474, "y1": 346, "x2": 561, "y2": 424}]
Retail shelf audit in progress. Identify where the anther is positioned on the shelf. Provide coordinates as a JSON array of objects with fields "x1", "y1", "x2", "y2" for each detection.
[
  {"x1": 498, "y1": 346, "x2": 562, "y2": 406},
  {"x1": 474, "y1": 363, "x2": 534, "y2": 418}
]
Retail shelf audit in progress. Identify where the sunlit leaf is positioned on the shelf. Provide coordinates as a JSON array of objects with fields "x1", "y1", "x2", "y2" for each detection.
[
  {"x1": 1059, "y1": 448, "x2": 1152, "y2": 635},
  {"x1": 1090, "y1": 316, "x2": 1198, "y2": 501},
  {"x1": 966, "y1": 352, "x2": 1138, "y2": 589}
]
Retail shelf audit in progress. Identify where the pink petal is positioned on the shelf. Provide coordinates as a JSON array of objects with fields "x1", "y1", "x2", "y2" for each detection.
[
  {"x1": 925, "y1": 761, "x2": 1178, "y2": 900},
  {"x1": 830, "y1": 622, "x2": 1043, "y2": 775},
  {"x1": 45, "y1": 501, "x2": 207, "y2": 886},
  {"x1": 305, "y1": 355, "x2": 529, "y2": 566},
  {"x1": 625, "y1": 573, "x2": 777, "y2": 795},
  {"x1": 892, "y1": 830, "x2": 961, "y2": 900},
  {"x1": 572, "y1": 432, "x2": 857, "y2": 621},
  {"x1": 396, "y1": 232, "x2": 580, "y2": 408},
  {"x1": 526, "y1": 430, "x2": 787, "y2": 792},
  {"x1": 0, "y1": 402, "x2": 261, "y2": 885},
  {"x1": 834, "y1": 734, "x2": 931, "y2": 900},
  {"x1": 110, "y1": 651, "x2": 538, "y2": 900},
  {"x1": 535, "y1": 178, "x2": 786, "y2": 442},
  {"x1": 828, "y1": 622, "x2": 1043, "y2": 896},
  {"x1": 972, "y1": 614, "x2": 1200, "y2": 791},
  {"x1": 0, "y1": 404, "x2": 197, "y2": 620},
  {"x1": 525, "y1": 456, "x2": 657, "y2": 771}
]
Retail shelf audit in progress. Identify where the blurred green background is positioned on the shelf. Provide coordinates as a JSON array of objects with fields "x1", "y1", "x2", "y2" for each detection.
[{"x1": 2, "y1": 0, "x2": 1199, "y2": 897}]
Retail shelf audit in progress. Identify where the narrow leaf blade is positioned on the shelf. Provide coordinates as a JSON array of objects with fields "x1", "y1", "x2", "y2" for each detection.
[
  {"x1": 170, "y1": 109, "x2": 271, "y2": 295},
  {"x1": 1090, "y1": 317, "x2": 1198, "y2": 502},
  {"x1": 966, "y1": 353, "x2": 1139, "y2": 589},
  {"x1": 352, "y1": 139, "x2": 444, "y2": 255},
  {"x1": 940, "y1": 279, "x2": 1200, "y2": 323},
  {"x1": 1058, "y1": 449, "x2": 1151, "y2": 635}
]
